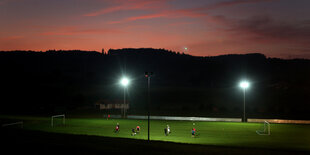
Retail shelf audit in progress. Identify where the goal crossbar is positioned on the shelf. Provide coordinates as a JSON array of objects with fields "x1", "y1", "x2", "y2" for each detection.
[{"x1": 51, "y1": 114, "x2": 65, "y2": 127}]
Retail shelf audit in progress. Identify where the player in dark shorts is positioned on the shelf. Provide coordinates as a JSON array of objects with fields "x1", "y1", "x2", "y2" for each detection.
[
  {"x1": 191, "y1": 128, "x2": 196, "y2": 137},
  {"x1": 115, "y1": 123, "x2": 120, "y2": 133},
  {"x1": 131, "y1": 128, "x2": 136, "y2": 136},
  {"x1": 164, "y1": 127, "x2": 168, "y2": 136},
  {"x1": 136, "y1": 126, "x2": 140, "y2": 133}
]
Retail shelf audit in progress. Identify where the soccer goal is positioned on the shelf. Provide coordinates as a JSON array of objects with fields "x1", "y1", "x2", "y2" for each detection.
[
  {"x1": 51, "y1": 114, "x2": 65, "y2": 127},
  {"x1": 256, "y1": 121, "x2": 270, "y2": 135}
]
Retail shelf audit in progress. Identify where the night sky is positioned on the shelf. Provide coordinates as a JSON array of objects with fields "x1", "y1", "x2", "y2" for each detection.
[{"x1": 1, "y1": 0, "x2": 310, "y2": 59}]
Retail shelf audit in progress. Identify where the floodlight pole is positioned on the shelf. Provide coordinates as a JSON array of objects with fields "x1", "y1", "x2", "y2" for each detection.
[
  {"x1": 240, "y1": 81, "x2": 249, "y2": 122},
  {"x1": 120, "y1": 77, "x2": 129, "y2": 118},
  {"x1": 148, "y1": 75, "x2": 150, "y2": 141},
  {"x1": 123, "y1": 86, "x2": 126, "y2": 118},
  {"x1": 243, "y1": 87, "x2": 246, "y2": 122},
  {"x1": 145, "y1": 72, "x2": 153, "y2": 142}
]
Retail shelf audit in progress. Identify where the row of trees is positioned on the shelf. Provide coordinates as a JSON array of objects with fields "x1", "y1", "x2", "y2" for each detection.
[{"x1": 0, "y1": 49, "x2": 309, "y2": 119}]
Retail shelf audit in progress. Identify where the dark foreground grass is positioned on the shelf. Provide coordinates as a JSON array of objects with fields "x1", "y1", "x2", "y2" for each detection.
[
  {"x1": 1, "y1": 128, "x2": 309, "y2": 155},
  {"x1": 1, "y1": 116, "x2": 310, "y2": 154}
]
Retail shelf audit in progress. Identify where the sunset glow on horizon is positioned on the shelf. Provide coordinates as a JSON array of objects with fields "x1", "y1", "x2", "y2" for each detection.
[{"x1": 1, "y1": 0, "x2": 310, "y2": 59}]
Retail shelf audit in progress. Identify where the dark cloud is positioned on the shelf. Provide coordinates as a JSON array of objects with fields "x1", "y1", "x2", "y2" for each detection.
[
  {"x1": 216, "y1": 15, "x2": 310, "y2": 45},
  {"x1": 204, "y1": 0, "x2": 277, "y2": 10}
]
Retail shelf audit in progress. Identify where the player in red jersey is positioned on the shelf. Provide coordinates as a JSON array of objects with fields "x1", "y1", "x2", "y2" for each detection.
[
  {"x1": 115, "y1": 123, "x2": 120, "y2": 133},
  {"x1": 191, "y1": 128, "x2": 196, "y2": 137},
  {"x1": 136, "y1": 126, "x2": 140, "y2": 133}
]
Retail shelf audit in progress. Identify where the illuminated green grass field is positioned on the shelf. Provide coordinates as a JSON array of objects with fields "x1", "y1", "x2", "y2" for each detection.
[{"x1": 2, "y1": 116, "x2": 310, "y2": 152}]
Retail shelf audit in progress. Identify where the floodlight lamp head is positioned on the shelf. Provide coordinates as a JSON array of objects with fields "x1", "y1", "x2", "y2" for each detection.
[
  {"x1": 121, "y1": 77, "x2": 129, "y2": 86},
  {"x1": 240, "y1": 81, "x2": 249, "y2": 89}
]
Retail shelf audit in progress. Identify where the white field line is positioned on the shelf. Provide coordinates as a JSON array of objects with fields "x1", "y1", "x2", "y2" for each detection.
[{"x1": 2, "y1": 121, "x2": 23, "y2": 128}]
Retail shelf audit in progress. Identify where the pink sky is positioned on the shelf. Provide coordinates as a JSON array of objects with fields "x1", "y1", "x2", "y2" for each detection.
[{"x1": 1, "y1": 0, "x2": 310, "y2": 59}]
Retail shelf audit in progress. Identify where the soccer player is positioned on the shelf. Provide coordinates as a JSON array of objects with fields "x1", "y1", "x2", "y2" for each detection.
[
  {"x1": 167, "y1": 125, "x2": 171, "y2": 134},
  {"x1": 136, "y1": 126, "x2": 140, "y2": 133},
  {"x1": 164, "y1": 127, "x2": 168, "y2": 136},
  {"x1": 115, "y1": 123, "x2": 120, "y2": 133},
  {"x1": 191, "y1": 128, "x2": 196, "y2": 138},
  {"x1": 131, "y1": 128, "x2": 136, "y2": 136}
]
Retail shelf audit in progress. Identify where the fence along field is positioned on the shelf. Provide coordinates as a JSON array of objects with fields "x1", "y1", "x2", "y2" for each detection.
[{"x1": 1, "y1": 115, "x2": 310, "y2": 152}]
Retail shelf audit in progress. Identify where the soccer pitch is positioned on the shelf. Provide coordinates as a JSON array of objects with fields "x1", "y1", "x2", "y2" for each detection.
[{"x1": 2, "y1": 116, "x2": 310, "y2": 151}]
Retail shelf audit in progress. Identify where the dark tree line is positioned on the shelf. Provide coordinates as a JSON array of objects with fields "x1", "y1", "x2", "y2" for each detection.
[{"x1": 0, "y1": 48, "x2": 309, "y2": 119}]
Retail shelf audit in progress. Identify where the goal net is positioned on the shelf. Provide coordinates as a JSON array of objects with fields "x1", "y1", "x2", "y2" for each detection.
[
  {"x1": 51, "y1": 114, "x2": 65, "y2": 127},
  {"x1": 256, "y1": 121, "x2": 270, "y2": 135}
]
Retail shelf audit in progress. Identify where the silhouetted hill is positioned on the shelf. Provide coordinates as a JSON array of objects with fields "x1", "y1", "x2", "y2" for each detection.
[{"x1": 0, "y1": 48, "x2": 309, "y2": 119}]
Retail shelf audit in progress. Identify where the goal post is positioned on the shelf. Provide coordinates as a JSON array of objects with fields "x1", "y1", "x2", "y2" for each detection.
[
  {"x1": 51, "y1": 114, "x2": 65, "y2": 127},
  {"x1": 256, "y1": 121, "x2": 270, "y2": 135}
]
